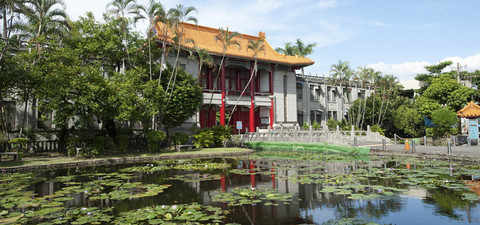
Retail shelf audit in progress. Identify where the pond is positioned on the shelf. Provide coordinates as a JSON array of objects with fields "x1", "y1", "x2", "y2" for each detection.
[{"x1": 1, "y1": 150, "x2": 480, "y2": 224}]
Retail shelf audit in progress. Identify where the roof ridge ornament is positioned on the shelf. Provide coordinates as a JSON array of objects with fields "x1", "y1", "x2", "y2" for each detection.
[{"x1": 258, "y1": 31, "x2": 266, "y2": 40}]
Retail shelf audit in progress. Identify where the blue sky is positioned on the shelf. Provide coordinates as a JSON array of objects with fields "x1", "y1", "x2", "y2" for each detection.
[{"x1": 64, "y1": 0, "x2": 480, "y2": 81}]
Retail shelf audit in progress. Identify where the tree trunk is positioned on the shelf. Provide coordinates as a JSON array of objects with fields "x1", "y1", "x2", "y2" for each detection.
[
  {"x1": 104, "y1": 118, "x2": 117, "y2": 143},
  {"x1": 360, "y1": 87, "x2": 369, "y2": 129}
]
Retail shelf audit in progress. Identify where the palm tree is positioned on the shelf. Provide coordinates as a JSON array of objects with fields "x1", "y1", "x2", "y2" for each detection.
[
  {"x1": 15, "y1": 0, "x2": 70, "y2": 52},
  {"x1": 370, "y1": 69, "x2": 381, "y2": 125},
  {"x1": 329, "y1": 60, "x2": 349, "y2": 122},
  {"x1": 106, "y1": 0, "x2": 139, "y2": 68},
  {"x1": 164, "y1": 4, "x2": 197, "y2": 100},
  {"x1": 156, "y1": 8, "x2": 177, "y2": 84},
  {"x1": 204, "y1": 27, "x2": 241, "y2": 126},
  {"x1": 275, "y1": 42, "x2": 298, "y2": 56},
  {"x1": 355, "y1": 66, "x2": 370, "y2": 128},
  {"x1": 136, "y1": 0, "x2": 164, "y2": 80},
  {"x1": 377, "y1": 74, "x2": 398, "y2": 126},
  {"x1": 188, "y1": 47, "x2": 214, "y2": 84},
  {"x1": 0, "y1": 0, "x2": 22, "y2": 62},
  {"x1": 15, "y1": 0, "x2": 69, "y2": 136},
  {"x1": 227, "y1": 38, "x2": 265, "y2": 126},
  {"x1": 294, "y1": 38, "x2": 316, "y2": 76}
]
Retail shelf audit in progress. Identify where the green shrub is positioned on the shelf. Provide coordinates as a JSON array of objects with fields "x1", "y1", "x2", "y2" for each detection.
[
  {"x1": 66, "y1": 137, "x2": 80, "y2": 157},
  {"x1": 93, "y1": 136, "x2": 106, "y2": 154},
  {"x1": 312, "y1": 121, "x2": 322, "y2": 130},
  {"x1": 327, "y1": 119, "x2": 337, "y2": 130},
  {"x1": 302, "y1": 122, "x2": 309, "y2": 130},
  {"x1": 211, "y1": 125, "x2": 232, "y2": 147},
  {"x1": 193, "y1": 128, "x2": 214, "y2": 149},
  {"x1": 371, "y1": 125, "x2": 385, "y2": 135},
  {"x1": 146, "y1": 131, "x2": 166, "y2": 152},
  {"x1": 171, "y1": 133, "x2": 189, "y2": 146},
  {"x1": 116, "y1": 135, "x2": 129, "y2": 152},
  {"x1": 81, "y1": 147, "x2": 99, "y2": 158},
  {"x1": 9, "y1": 138, "x2": 28, "y2": 152}
]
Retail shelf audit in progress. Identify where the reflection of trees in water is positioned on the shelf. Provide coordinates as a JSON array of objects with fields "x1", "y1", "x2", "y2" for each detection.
[
  {"x1": 296, "y1": 183, "x2": 405, "y2": 220},
  {"x1": 423, "y1": 188, "x2": 475, "y2": 221}
]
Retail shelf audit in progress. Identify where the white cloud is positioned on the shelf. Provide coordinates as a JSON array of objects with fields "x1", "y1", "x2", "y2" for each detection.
[
  {"x1": 372, "y1": 21, "x2": 387, "y2": 27},
  {"x1": 368, "y1": 61, "x2": 430, "y2": 81},
  {"x1": 368, "y1": 54, "x2": 480, "y2": 81},
  {"x1": 315, "y1": 0, "x2": 338, "y2": 10}
]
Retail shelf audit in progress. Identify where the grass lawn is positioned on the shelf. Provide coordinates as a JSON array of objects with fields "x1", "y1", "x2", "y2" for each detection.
[{"x1": 0, "y1": 147, "x2": 252, "y2": 169}]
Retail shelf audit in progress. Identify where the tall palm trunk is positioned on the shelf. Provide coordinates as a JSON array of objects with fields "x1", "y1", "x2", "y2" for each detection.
[
  {"x1": 204, "y1": 54, "x2": 225, "y2": 126},
  {"x1": 227, "y1": 57, "x2": 257, "y2": 125},
  {"x1": 360, "y1": 86, "x2": 369, "y2": 129},
  {"x1": 377, "y1": 93, "x2": 386, "y2": 126}
]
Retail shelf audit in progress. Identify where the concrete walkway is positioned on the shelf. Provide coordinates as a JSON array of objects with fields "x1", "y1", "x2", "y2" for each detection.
[{"x1": 360, "y1": 141, "x2": 480, "y2": 162}]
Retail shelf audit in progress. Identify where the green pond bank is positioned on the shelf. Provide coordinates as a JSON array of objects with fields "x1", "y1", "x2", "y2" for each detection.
[
  {"x1": 245, "y1": 141, "x2": 370, "y2": 155},
  {"x1": 0, "y1": 148, "x2": 254, "y2": 172}
]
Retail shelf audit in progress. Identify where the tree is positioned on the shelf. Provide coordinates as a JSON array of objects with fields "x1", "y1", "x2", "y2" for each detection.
[
  {"x1": 163, "y1": 4, "x2": 197, "y2": 101},
  {"x1": 329, "y1": 60, "x2": 350, "y2": 122},
  {"x1": 160, "y1": 65, "x2": 202, "y2": 142},
  {"x1": 15, "y1": 0, "x2": 70, "y2": 51},
  {"x1": 275, "y1": 42, "x2": 298, "y2": 56},
  {"x1": 393, "y1": 104, "x2": 424, "y2": 137},
  {"x1": 294, "y1": 38, "x2": 316, "y2": 76},
  {"x1": 415, "y1": 96, "x2": 441, "y2": 118},
  {"x1": 136, "y1": 0, "x2": 164, "y2": 80},
  {"x1": 227, "y1": 38, "x2": 265, "y2": 126},
  {"x1": 188, "y1": 47, "x2": 213, "y2": 84},
  {"x1": 106, "y1": 0, "x2": 139, "y2": 67},
  {"x1": 431, "y1": 108, "x2": 457, "y2": 138},
  {"x1": 204, "y1": 27, "x2": 241, "y2": 126}
]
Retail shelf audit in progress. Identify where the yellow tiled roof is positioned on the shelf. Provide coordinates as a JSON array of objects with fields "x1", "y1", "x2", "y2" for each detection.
[
  {"x1": 457, "y1": 101, "x2": 480, "y2": 118},
  {"x1": 154, "y1": 22, "x2": 314, "y2": 67}
]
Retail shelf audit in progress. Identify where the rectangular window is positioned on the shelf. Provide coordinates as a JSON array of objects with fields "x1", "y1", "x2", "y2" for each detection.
[
  {"x1": 297, "y1": 112, "x2": 303, "y2": 126},
  {"x1": 310, "y1": 110, "x2": 315, "y2": 125},
  {"x1": 296, "y1": 84, "x2": 303, "y2": 100},
  {"x1": 310, "y1": 86, "x2": 315, "y2": 101},
  {"x1": 327, "y1": 87, "x2": 331, "y2": 101},
  {"x1": 315, "y1": 88, "x2": 321, "y2": 100},
  {"x1": 331, "y1": 90, "x2": 336, "y2": 102},
  {"x1": 316, "y1": 111, "x2": 322, "y2": 123},
  {"x1": 333, "y1": 111, "x2": 338, "y2": 121}
]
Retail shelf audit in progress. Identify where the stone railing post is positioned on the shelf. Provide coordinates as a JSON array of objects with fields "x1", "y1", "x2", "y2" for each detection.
[
  {"x1": 268, "y1": 128, "x2": 272, "y2": 141},
  {"x1": 256, "y1": 127, "x2": 260, "y2": 140},
  {"x1": 367, "y1": 125, "x2": 371, "y2": 141},
  {"x1": 281, "y1": 126, "x2": 285, "y2": 142},
  {"x1": 351, "y1": 125, "x2": 355, "y2": 141},
  {"x1": 309, "y1": 125, "x2": 313, "y2": 143}
]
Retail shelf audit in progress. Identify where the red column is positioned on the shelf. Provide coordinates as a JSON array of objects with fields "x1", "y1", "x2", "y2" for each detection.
[
  {"x1": 220, "y1": 173, "x2": 226, "y2": 192},
  {"x1": 220, "y1": 61, "x2": 226, "y2": 126},
  {"x1": 250, "y1": 160, "x2": 256, "y2": 189},
  {"x1": 271, "y1": 163, "x2": 276, "y2": 189},
  {"x1": 269, "y1": 64, "x2": 274, "y2": 129},
  {"x1": 249, "y1": 61, "x2": 255, "y2": 132}
]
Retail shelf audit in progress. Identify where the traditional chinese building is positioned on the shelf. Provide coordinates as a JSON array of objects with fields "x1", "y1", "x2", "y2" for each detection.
[{"x1": 154, "y1": 22, "x2": 314, "y2": 132}]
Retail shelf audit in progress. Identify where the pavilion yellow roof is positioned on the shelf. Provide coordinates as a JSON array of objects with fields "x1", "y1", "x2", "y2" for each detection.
[
  {"x1": 153, "y1": 22, "x2": 314, "y2": 67},
  {"x1": 457, "y1": 101, "x2": 480, "y2": 118}
]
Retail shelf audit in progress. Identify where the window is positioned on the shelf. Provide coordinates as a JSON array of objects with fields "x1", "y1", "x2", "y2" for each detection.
[
  {"x1": 310, "y1": 110, "x2": 315, "y2": 125},
  {"x1": 315, "y1": 88, "x2": 322, "y2": 100},
  {"x1": 297, "y1": 112, "x2": 303, "y2": 126},
  {"x1": 296, "y1": 84, "x2": 303, "y2": 99},
  {"x1": 327, "y1": 87, "x2": 331, "y2": 101},
  {"x1": 310, "y1": 86, "x2": 315, "y2": 101},
  {"x1": 328, "y1": 111, "x2": 338, "y2": 121},
  {"x1": 331, "y1": 89, "x2": 336, "y2": 102},
  {"x1": 316, "y1": 111, "x2": 322, "y2": 123}
]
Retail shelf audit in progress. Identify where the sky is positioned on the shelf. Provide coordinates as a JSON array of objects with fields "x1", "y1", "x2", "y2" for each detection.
[{"x1": 64, "y1": 0, "x2": 480, "y2": 81}]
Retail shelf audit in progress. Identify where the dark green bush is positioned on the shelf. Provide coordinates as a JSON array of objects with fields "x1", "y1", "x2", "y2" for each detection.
[
  {"x1": 116, "y1": 135, "x2": 129, "y2": 152},
  {"x1": 193, "y1": 128, "x2": 214, "y2": 149},
  {"x1": 172, "y1": 133, "x2": 189, "y2": 146},
  {"x1": 211, "y1": 125, "x2": 232, "y2": 147},
  {"x1": 93, "y1": 136, "x2": 106, "y2": 154},
  {"x1": 146, "y1": 131, "x2": 166, "y2": 152},
  {"x1": 66, "y1": 137, "x2": 80, "y2": 157}
]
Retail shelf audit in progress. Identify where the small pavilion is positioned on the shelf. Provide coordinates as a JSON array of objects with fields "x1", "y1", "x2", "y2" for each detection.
[{"x1": 457, "y1": 101, "x2": 480, "y2": 144}]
